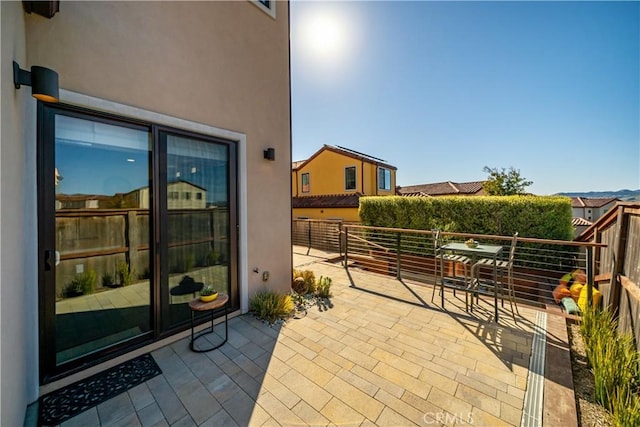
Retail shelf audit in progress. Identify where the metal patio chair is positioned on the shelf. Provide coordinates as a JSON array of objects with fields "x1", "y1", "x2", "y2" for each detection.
[{"x1": 431, "y1": 229, "x2": 473, "y2": 308}]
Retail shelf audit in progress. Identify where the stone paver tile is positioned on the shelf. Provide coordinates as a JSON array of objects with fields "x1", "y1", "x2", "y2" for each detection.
[
  {"x1": 205, "y1": 373, "x2": 243, "y2": 403},
  {"x1": 454, "y1": 372, "x2": 499, "y2": 399},
  {"x1": 400, "y1": 390, "x2": 447, "y2": 418},
  {"x1": 256, "y1": 391, "x2": 306, "y2": 426},
  {"x1": 426, "y1": 387, "x2": 472, "y2": 418},
  {"x1": 280, "y1": 368, "x2": 332, "y2": 411},
  {"x1": 318, "y1": 348, "x2": 356, "y2": 371},
  {"x1": 350, "y1": 365, "x2": 405, "y2": 399},
  {"x1": 237, "y1": 341, "x2": 267, "y2": 362},
  {"x1": 60, "y1": 407, "x2": 99, "y2": 427},
  {"x1": 373, "y1": 362, "x2": 430, "y2": 398},
  {"x1": 97, "y1": 392, "x2": 136, "y2": 426},
  {"x1": 507, "y1": 384, "x2": 525, "y2": 400},
  {"x1": 128, "y1": 383, "x2": 155, "y2": 411},
  {"x1": 300, "y1": 337, "x2": 327, "y2": 355},
  {"x1": 264, "y1": 354, "x2": 291, "y2": 379},
  {"x1": 146, "y1": 376, "x2": 189, "y2": 424},
  {"x1": 179, "y1": 384, "x2": 222, "y2": 425},
  {"x1": 104, "y1": 411, "x2": 141, "y2": 427},
  {"x1": 440, "y1": 349, "x2": 478, "y2": 370},
  {"x1": 200, "y1": 408, "x2": 239, "y2": 427},
  {"x1": 497, "y1": 389, "x2": 523, "y2": 410},
  {"x1": 394, "y1": 334, "x2": 443, "y2": 359},
  {"x1": 374, "y1": 406, "x2": 419, "y2": 427},
  {"x1": 223, "y1": 388, "x2": 260, "y2": 426},
  {"x1": 417, "y1": 367, "x2": 459, "y2": 395},
  {"x1": 470, "y1": 408, "x2": 511, "y2": 427},
  {"x1": 362, "y1": 310, "x2": 398, "y2": 329},
  {"x1": 136, "y1": 401, "x2": 165, "y2": 427},
  {"x1": 168, "y1": 414, "x2": 195, "y2": 427},
  {"x1": 282, "y1": 327, "x2": 307, "y2": 342},
  {"x1": 501, "y1": 401, "x2": 523, "y2": 425},
  {"x1": 373, "y1": 389, "x2": 430, "y2": 426},
  {"x1": 370, "y1": 348, "x2": 422, "y2": 377},
  {"x1": 324, "y1": 376, "x2": 385, "y2": 421},
  {"x1": 278, "y1": 336, "x2": 318, "y2": 360},
  {"x1": 320, "y1": 397, "x2": 365, "y2": 427},
  {"x1": 338, "y1": 346, "x2": 378, "y2": 370},
  {"x1": 465, "y1": 369, "x2": 509, "y2": 393},
  {"x1": 313, "y1": 353, "x2": 344, "y2": 375},
  {"x1": 260, "y1": 374, "x2": 301, "y2": 409},
  {"x1": 366, "y1": 337, "x2": 403, "y2": 356},
  {"x1": 291, "y1": 400, "x2": 331, "y2": 426},
  {"x1": 317, "y1": 335, "x2": 346, "y2": 353},
  {"x1": 336, "y1": 368, "x2": 379, "y2": 397},
  {"x1": 455, "y1": 384, "x2": 501, "y2": 417},
  {"x1": 229, "y1": 368, "x2": 262, "y2": 398},
  {"x1": 287, "y1": 353, "x2": 334, "y2": 386}
]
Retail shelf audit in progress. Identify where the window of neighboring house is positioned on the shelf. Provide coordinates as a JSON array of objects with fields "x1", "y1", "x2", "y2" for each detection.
[
  {"x1": 378, "y1": 167, "x2": 391, "y2": 191},
  {"x1": 183, "y1": 192, "x2": 191, "y2": 200},
  {"x1": 169, "y1": 191, "x2": 179, "y2": 200},
  {"x1": 251, "y1": 0, "x2": 275, "y2": 18},
  {"x1": 345, "y1": 166, "x2": 356, "y2": 191},
  {"x1": 301, "y1": 173, "x2": 310, "y2": 193},
  {"x1": 196, "y1": 192, "x2": 203, "y2": 200}
]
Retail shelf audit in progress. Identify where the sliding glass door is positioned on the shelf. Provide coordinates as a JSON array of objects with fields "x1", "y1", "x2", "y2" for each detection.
[{"x1": 38, "y1": 105, "x2": 237, "y2": 382}]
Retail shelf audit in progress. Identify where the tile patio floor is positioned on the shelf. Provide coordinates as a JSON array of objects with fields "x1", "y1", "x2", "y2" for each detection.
[{"x1": 58, "y1": 250, "x2": 550, "y2": 427}]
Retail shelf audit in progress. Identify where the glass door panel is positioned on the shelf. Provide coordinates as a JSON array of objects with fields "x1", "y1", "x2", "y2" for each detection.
[
  {"x1": 54, "y1": 114, "x2": 152, "y2": 365},
  {"x1": 164, "y1": 133, "x2": 231, "y2": 329}
]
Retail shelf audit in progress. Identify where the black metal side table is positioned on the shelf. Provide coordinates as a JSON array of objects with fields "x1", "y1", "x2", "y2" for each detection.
[{"x1": 188, "y1": 293, "x2": 229, "y2": 352}]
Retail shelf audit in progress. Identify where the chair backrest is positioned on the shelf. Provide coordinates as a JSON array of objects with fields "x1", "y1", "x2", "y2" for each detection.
[
  {"x1": 507, "y1": 232, "x2": 518, "y2": 264},
  {"x1": 432, "y1": 229, "x2": 442, "y2": 251}
]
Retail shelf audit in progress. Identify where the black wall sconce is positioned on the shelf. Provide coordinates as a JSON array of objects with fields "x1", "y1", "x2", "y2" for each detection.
[
  {"x1": 263, "y1": 147, "x2": 275, "y2": 161},
  {"x1": 13, "y1": 61, "x2": 59, "y2": 103}
]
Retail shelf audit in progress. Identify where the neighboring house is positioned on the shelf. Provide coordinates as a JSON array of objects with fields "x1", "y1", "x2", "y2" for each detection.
[
  {"x1": 397, "y1": 181, "x2": 487, "y2": 197},
  {"x1": 572, "y1": 216, "x2": 593, "y2": 238},
  {"x1": 2, "y1": 1, "x2": 291, "y2": 423},
  {"x1": 572, "y1": 197, "x2": 618, "y2": 222},
  {"x1": 292, "y1": 145, "x2": 397, "y2": 221}
]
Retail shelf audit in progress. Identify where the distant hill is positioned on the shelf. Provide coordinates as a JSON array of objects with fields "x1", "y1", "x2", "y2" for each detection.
[{"x1": 555, "y1": 189, "x2": 640, "y2": 202}]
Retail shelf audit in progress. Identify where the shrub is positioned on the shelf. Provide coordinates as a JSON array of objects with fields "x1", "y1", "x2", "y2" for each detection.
[
  {"x1": 116, "y1": 261, "x2": 135, "y2": 286},
  {"x1": 64, "y1": 270, "x2": 96, "y2": 297},
  {"x1": 102, "y1": 272, "x2": 114, "y2": 287},
  {"x1": 292, "y1": 269, "x2": 316, "y2": 294},
  {"x1": 250, "y1": 290, "x2": 294, "y2": 325},
  {"x1": 316, "y1": 276, "x2": 332, "y2": 298}
]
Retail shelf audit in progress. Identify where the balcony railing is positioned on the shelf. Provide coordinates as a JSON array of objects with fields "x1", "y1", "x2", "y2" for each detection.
[{"x1": 341, "y1": 225, "x2": 605, "y2": 308}]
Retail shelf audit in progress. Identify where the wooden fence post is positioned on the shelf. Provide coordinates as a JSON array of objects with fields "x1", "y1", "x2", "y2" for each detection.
[{"x1": 609, "y1": 206, "x2": 629, "y2": 319}]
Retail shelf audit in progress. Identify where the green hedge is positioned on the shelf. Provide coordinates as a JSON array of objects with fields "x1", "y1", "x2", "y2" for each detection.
[{"x1": 359, "y1": 195, "x2": 573, "y2": 240}]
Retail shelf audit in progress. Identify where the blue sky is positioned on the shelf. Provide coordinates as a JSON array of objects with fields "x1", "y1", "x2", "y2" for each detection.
[{"x1": 290, "y1": 1, "x2": 640, "y2": 195}]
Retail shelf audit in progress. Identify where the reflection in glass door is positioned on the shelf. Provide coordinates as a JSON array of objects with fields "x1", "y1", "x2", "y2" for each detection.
[
  {"x1": 163, "y1": 132, "x2": 234, "y2": 330},
  {"x1": 52, "y1": 114, "x2": 152, "y2": 365}
]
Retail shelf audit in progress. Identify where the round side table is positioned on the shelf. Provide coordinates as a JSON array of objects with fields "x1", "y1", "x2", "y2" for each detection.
[{"x1": 188, "y1": 293, "x2": 229, "y2": 352}]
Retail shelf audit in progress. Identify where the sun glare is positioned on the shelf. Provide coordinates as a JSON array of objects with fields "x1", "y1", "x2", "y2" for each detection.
[{"x1": 295, "y1": 5, "x2": 358, "y2": 71}]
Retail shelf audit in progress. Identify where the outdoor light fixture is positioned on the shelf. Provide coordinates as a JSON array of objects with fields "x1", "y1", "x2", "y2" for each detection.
[
  {"x1": 13, "y1": 61, "x2": 59, "y2": 102},
  {"x1": 263, "y1": 147, "x2": 275, "y2": 161}
]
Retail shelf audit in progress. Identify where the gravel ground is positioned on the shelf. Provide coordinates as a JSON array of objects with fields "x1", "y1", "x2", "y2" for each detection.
[{"x1": 569, "y1": 323, "x2": 613, "y2": 427}]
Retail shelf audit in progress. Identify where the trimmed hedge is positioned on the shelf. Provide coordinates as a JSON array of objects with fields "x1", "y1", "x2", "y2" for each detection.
[{"x1": 359, "y1": 195, "x2": 573, "y2": 240}]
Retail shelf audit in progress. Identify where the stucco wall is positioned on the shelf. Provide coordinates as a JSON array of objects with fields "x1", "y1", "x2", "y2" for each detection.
[
  {"x1": 25, "y1": 1, "x2": 292, "y2": 299},
  {"x1": 1, "y1": 2, "x2": 35, "y2": 425}
]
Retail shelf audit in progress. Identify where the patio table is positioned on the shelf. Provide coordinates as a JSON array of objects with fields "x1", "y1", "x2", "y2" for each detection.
[{"x1": 439, "y1": 242, "x2": 503, "y2": 321}]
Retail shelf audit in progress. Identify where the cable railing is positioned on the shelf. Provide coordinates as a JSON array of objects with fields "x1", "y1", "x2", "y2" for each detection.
[
  {"x1": 292, "y1": 218, "x2": 344, "y2": 255},
  {"x1": 341, "y1": 224, "x2": 605, "y2": 308}
]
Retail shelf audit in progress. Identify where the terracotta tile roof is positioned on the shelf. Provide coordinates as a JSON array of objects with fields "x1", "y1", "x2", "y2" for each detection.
[
  {"x1": 571, "y1": 197, "x2": 619, "y2": 208},
  {"x1": 397, "y1": 181, "x2": 486, "y2": 196},
  {"x1": 292, "y1": 193, "x2": 361, "y2": 208},
  {"x1": 572, "y1": 217, "x2": 592, "y2": 227}
]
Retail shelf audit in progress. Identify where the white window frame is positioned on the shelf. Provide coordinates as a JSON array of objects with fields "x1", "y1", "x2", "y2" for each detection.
[{"x1": 251, "y1": 0, "x2": 276, "y2": 19}]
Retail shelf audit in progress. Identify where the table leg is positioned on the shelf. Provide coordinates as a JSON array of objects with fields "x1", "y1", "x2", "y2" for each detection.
[{"x1": 493, "y1": 256, "x2": 499, "y2": 322}]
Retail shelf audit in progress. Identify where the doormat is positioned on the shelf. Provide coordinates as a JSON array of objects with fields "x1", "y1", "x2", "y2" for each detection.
[{"x1": 38, "y1": 353, "x2": 162, "y2": 426}]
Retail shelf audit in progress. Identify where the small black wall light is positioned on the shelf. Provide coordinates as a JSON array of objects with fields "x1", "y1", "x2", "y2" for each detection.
[
  {"x1": 263, "y1": 147, "x2": 275, "y2": 161},
  {"x1": 13, "y1": 61, "x2": 59, "y2": 103}
]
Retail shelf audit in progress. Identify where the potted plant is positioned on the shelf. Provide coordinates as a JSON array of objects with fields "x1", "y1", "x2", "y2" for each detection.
[{"x1": 199, "y1": 285, "x2": 218, "y2": 302}]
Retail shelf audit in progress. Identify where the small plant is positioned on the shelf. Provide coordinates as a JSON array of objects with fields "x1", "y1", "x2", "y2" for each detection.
[
  {"x1": 101, "y1": 272, "x2": 114, "y2": 287},
  {"x1": 200, "y1": 285, "x2": 216, "y2": 296},
  {"x1": 64, "y1": 270, "x2": 96, "y2": 297},
  {"x1": 292, "y1": 269, "x2": 316, "y2": 294},
  {"x1": 206, "y1": 250, "x2": 221, "y2": 266},
  {"x1": 116, "y1": 261, "x2": 135, "y2": 286},
  {"x1": 184, "y1": 254, "x2": 195, "y2": 272},
  {"x1": 250, "y1": 290, "x2": 294, "y2": 325},
  {"x1": 316, "y1": 276, "x2": 332, "y2": 298}
]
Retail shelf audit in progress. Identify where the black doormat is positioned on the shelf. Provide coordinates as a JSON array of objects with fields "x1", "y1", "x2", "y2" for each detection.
[{"x1": 38, "y1": 353, "x2": 162, "y2": 426}]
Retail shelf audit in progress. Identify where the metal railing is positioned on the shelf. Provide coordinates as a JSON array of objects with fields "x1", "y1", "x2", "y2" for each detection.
[
  {"x1": 341, "y1": 225, "x2": 605, "y2": 308},
  {"x1": 292, "y1": 218, "x2": 344, "y2": 255}
]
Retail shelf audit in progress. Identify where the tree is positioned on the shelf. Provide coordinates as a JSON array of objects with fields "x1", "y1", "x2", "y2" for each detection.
[{"x1": 482, "y1": 166, "x2": 533, "y2": 196}]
